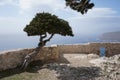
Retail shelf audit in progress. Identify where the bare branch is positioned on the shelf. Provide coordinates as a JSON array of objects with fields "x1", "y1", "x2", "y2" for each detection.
[
  {"x1": 45, "y1": 34, "x2": 54, "y2": 42},
  {"x1": 43, "y1": 34, "x2": 54, "y2": 45}
]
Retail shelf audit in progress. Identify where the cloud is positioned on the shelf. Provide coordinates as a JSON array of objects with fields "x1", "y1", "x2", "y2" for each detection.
[
  {"x1": 0, "y1": 0, "x2": 18, "y2": 6},
  {"x1": 0, "y1": 0, "x2": 10, "y2": 5},
  {"x1": 84, "y1": 8, "x2": 117, "y2": 17},
  {"x1": 0, "y1": 16, "x2": 30, "y2": 34},
  {"x1": 66, "y1": 8, "x2": 120, "y2": 35},
  {"x1": 0, "y1": 0, "x2": 119, "y2": 35},
  {"x1": 65, "y1": 8, "x2": 118, "y2": 19},
  {"x1": 19, "y1": 0, "x2": 65, "y2": 13}
]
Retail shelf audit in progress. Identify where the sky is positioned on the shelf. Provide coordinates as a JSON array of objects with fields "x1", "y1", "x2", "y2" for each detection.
[
  {"x1": 0, "y1": 0, "x2": 120, "y2": 35},
  {"x1": 0, "y1": 0, "x2": 120, "y2": 51}
]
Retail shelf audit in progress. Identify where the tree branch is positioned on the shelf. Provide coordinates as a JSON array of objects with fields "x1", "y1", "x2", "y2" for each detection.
[
  {"x1": 40, "y1": 33, "x2": 47, "y2": 42},
  {"x1": 44, "y1": 34, "x2": 54, "y2": 42},
  {"x1": 41, "y1": 33, "x2": 47, "y2": 39},
  {"x1": 39, "y1": 34, "x2": 54, "y2": 47},
  {"x1": 43, "y1": 34, "x2": 54, "y2": 46}
]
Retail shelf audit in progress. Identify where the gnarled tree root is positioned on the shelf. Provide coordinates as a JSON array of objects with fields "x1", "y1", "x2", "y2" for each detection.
[
  {"x1": 20, "y1": 55, "x2": 31, "y2": 70},
  {"x1": 21, "y1": 47, "x2": 41, "y2": 70}
]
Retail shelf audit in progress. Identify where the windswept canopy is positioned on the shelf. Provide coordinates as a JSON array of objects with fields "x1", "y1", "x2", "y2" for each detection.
[{"x1": 24, "y1": 12, "x2": 74, "y2": 37}]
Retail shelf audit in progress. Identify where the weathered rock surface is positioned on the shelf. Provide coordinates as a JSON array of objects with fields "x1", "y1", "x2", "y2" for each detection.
[
  {"x1": 90, "y1": 54, "x2": 120, "y2": 80},
  {"x1": 41, "y1": 54, "x2": 120, "y2": 80}
]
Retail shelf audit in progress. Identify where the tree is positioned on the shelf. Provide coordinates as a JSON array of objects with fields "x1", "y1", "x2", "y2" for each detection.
[
  {"x1": 21, "y1": 0, "x2": 94, "y2": 69},
  {"x1": 21, "y1": 12, "x2": 74, "y2": 69},
  {"x1": 65, "y1": 0, "x2": 94, "y2": 14}
]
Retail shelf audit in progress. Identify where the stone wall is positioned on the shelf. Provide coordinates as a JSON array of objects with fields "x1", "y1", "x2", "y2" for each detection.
[
  {"x1": 0, "y1": 47, "x2": 58, "y2": 71},
  {"x1": 57, "y1": 43, "x2": 90, "y2": 54},
  {"x1": 57, "y1": 42, "x2": 120, "y2": 56},
  {"x1": 89, "y1": 42, "x2": 120, "y2": 56},
  {"x1": 0, "y1": 42, "x2": 120, "y2": 71}
]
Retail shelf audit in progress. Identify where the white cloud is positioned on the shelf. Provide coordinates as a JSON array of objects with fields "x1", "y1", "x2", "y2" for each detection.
[
  {"x1": 65, "y1": 8, "x2": 118, "y2": 20},
  {"x1": 85, "y1": 8, "x2": 117, "y2": 17},
  {"x1": 66, "y1": 8, "x2": 120, "y2": 35},
  {"x1": 0, "y1": 0, "x2": 18, "y2": 6},
  {"x1": 0, "y1": 0, "x2": 119, "y2": 35},
  {"x1": 4, "y1": 0, "x2": 116, "y2": 18},
  {"x1": 53, "y1": 7, "x2": 120, "y2": 34},
  {"x1": 0, "y1": 16, "x2": 30, "y2": 34},
  {"x1": 0, "y1": 0, "x2": 10, "y2": 5},
  {"x1": 19, "y1": 0, "x2": 65, "y2": 11}
]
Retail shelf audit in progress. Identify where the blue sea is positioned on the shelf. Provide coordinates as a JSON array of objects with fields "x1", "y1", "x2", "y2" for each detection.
[{"x1": 0, "y1": 34, "x2": 99, "y2": 51}]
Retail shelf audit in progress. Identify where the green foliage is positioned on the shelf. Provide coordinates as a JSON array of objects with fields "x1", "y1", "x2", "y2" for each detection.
[
  {"x1": 24, "y1": 12, "x2": 74, "y2": 37},
  {"x1": 65, "y1": 0, "x2": 94, "y2": 14}
]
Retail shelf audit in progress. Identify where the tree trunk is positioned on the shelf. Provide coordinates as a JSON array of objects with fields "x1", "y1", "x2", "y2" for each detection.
[
  {"x1": 21, "y1": 46, "x2": 43, "y2": 70},
  {"x1": 21, "y1": 34, "x2": 54, "y2": 70}
]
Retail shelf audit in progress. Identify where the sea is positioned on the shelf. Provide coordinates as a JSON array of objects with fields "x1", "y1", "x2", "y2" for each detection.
[{"x1": 0, "y1": 34, "x2": 110, "y2": 51}]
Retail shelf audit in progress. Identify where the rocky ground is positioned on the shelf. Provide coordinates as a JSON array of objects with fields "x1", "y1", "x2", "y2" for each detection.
[
  {"x1": 90, "y1": 54, "x2": 120, "y2": 80},
  {"x1": 42, "y1": 53, "x2": 120, "y2": 80},
  {"x1": 0, "y1": 53, "x2": 120, "y2": 80}
]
